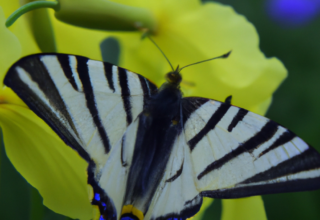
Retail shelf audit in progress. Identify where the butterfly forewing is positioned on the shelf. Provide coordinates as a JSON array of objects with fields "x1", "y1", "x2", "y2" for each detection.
[
  {"x1": 4, "y1": 54, "x2": 320, "y2": 220},
  {"x1": 181, "y1": 97, "x2": 320, "y2": 198},
  {"x1": 5, "y1": 54, "x2": 156, "y2": 164}
]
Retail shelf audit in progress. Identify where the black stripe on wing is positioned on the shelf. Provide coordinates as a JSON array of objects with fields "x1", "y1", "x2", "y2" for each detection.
[
  {"x1": 241, "y1": 147, "x2": 320, "y2": 184},
  {"x1": 138, "y1": 75, "x2": 158, "y2": 108},
  {"x1": 165, "y1": 160, "x2": 184, "y2": 183},
  {"x1": 145, "y1": 78, "x2": 158, "y2": 94},
  {"x1": 227, "y1": 108, "x2": 248, "y2": 132},
  {"x1": 118, "y1": 67, "x2": 133, "y2": 125},
  {"x1": 103, "y1": 62, "x2": 116, "y2": 92},
  {"x1": 188, "y1": 102, "x2": 231, "y2": 151},
  {"x1": 201, "y1": 176, "x2": 320, "y2": 199},
  {"x1": 88, "y1": 160, "x2": 117, "y2": 220},
  {"x1": 57, "y1": 54, "x2": 79, "y2": 91},
  {"x1": 197, "y1": 120, "x2": 278, "y2": 179},
  {"x1": 182, "y1": 97, "x2": 209, "y2": 126},
  {"x1": 121, "y1": 135, "x2": 128, "y2": 167},
  {"x1": 4, "y1": 54, "x2": 90, "y2": 161},
  {"x1": 258, "y1": 130, "x2": 296, "y2": 158},
  {"x1": 151, "y1": 195, "x2": 202, "y2": 220},
  {"x1": 76, "y1": 56, "x2": 112, "y2": 154}
]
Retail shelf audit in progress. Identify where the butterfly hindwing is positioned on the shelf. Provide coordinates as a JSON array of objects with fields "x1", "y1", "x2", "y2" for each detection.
[{"x1": 97, "y1": 118, "x2": 140, "y2": 218}]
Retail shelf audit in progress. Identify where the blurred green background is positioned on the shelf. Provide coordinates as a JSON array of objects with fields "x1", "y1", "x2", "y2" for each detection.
[{"x1": 1, "y1": 0, "x2": 320, "y2": 219}]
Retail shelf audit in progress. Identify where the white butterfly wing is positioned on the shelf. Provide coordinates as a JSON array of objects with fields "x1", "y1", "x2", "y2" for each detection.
[
  {"x1": 97, "y1": 118, "x2": 140, "y2": 218},
  {"x1": 182, "y1": 97, "x2": 320, "y2": 198},
  {"x1": 141, "y1": 97, "x2": 320, "y2": 220},
  {"x1": 144, "y1": 132, "x2": 202, "y2": 220},
  {"x1": 4, "y1": 53, "x2": 157, "y2": 178}
]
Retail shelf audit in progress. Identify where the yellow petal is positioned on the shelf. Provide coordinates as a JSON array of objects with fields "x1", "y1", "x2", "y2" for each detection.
[
  {"x1": 191, "y1": 197, "x2": 214, "y2": 220},
  {"x1": 0, "y1": 104, "x2": 93, "y2": 220},
  {"x1": 113, "y1": 1, "x2": 287, "y2": 115},
  {"x1": 0, "y1": 6, "x2": 21, "y2": 84},
  {"x1": 248, "y1": 97, "x2": 273, "y2": 117},
  {"x1": 0, "y1": 6, "x2": 26, "y2": 107},
  {"x1": 221, "y1": 197, "x2": 267, "y2": 220},
  {"x1": 116, "y1": 33, "x2": 166, "y2": 84},
  {"x1": 1, "y1": 1, "x2": 40, "y2": 56}
]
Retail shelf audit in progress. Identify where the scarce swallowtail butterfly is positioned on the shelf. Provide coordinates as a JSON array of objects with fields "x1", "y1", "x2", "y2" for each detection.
[{"x1": 4, "y1": 52, "x2": 320, "y2": 220}]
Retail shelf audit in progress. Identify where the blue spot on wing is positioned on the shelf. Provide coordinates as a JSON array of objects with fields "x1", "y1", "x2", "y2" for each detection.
[
  {"x1": 101, "y1": 202, "x2": 107, "y2": 211},
  {"x1": 121, "y1": 217, "x2": 135, "y2": 220},
  {"x1": 167, "y1": 218, "x2": 185, "y2": 220},
  {"x1": 94, "y1": 193, "x2": 101, "y2": 201}
]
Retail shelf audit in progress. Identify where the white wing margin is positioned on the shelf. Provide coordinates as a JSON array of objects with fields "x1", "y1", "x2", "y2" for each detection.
[
  {"x1": 182, "y1": 97, "x2": 320, "y2": 198},
  {"x1": 4, "y1": 53, "x2": 157, "y2": 172}
]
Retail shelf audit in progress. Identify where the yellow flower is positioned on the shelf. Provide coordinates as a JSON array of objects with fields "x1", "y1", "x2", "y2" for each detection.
[{"x1": 0, "y1": 0, "x2": 286, "y2": 220}]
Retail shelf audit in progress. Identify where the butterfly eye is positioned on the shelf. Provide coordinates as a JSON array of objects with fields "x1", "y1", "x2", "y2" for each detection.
[
  {"x1": 165, "y1": 71, "x2": 182, "y2": 86},
  {"x1": 165, "y1": 72, "x2": 173, "y2": 82}
]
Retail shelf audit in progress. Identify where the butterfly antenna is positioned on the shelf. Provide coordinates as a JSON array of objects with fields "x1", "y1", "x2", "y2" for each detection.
[
  {"x1": 147, "y1": 36, "x2": 175, "y2": 72},
  {"x1": 179, "y1": 51, "x2": 232, "y2": 72}
]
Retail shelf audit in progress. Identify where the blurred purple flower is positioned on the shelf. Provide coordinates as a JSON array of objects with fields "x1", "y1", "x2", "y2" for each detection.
[{"x1": 266, "y1": 0, "x2": 320, "y2": 27}]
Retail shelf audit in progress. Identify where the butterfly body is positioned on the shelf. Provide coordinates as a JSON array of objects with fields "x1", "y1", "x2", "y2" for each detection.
[
  {"x1": 4, "y1": 54, "x2": 320, "y2": 220},
  {"x1": 123, "y1": 82, "x2": 183, "y2": 214}
]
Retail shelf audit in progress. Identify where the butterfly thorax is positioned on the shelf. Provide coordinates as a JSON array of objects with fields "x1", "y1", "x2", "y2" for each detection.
[{"x1": 146, "y1": 83, "x2": 182, "y2": 116}]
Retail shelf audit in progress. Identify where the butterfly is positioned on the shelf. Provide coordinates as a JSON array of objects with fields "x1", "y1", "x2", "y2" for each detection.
[{"x1": 4, "y1": 52, "x2": 320, "y2": 220}]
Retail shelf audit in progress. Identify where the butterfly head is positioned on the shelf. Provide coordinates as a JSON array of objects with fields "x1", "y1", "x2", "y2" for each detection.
[{"x1": 165, "y1": 66, "x2": 182, "y2": 87}]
